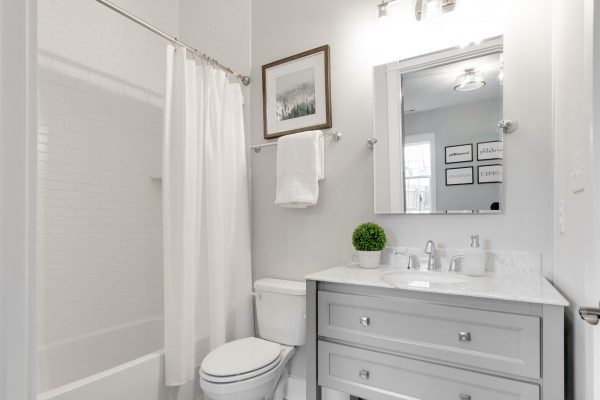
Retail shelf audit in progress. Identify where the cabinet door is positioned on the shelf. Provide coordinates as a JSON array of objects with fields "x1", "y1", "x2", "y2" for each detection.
[
  {"x1": 319, "y1": 340, "x2": 539, "y2": 400},
  {"x1": 318, "y1": 291, "x2": 540, "y2": 379}
]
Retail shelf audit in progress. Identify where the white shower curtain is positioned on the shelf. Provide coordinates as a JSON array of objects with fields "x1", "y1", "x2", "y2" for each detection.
[{"x1": 162, "y1": 44, "x2": 254, "y2": 386}]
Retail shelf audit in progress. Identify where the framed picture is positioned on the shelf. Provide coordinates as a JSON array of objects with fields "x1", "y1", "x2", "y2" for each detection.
[
  {"x1": 445, "y1": 144, "x2": 473, "y2": 164},
  {"x1": 477, "y1": 140, "x2": 503, "y2": 161},
  {"x1": 262, "y1": 45, "x2": 332, "y2": 139},
  {"x1": 478, "y1": 164, "x2": 503, "y2": 184},
  {"x1": 446, "y1": 167, "x2": 474, "y2": 186}
]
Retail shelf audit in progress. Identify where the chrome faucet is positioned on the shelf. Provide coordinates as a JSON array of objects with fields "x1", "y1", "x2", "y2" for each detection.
[{"x1": 424, "y1": 240, "x2": 437, "y2": 271}]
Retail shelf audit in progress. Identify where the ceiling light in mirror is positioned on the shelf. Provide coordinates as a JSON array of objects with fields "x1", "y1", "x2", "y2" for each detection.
[{"x1": 454, "y1": 68, "x2": 485, "y2": 92}]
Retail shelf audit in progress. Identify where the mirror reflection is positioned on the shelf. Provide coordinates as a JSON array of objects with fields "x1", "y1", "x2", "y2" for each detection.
[{"x1": 374, "y1": 39, "x2": 504, "y2": 214}]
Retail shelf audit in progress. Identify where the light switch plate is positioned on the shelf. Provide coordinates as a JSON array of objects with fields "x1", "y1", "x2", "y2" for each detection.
[{"x1": 570, "y1": 149, "x2": 585, "y2": 193}]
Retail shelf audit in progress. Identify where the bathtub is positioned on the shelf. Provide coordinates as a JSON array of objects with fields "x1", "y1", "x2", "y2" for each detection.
[{"x1": 37, "y1": 318, "x2": 201, "y2": 400}]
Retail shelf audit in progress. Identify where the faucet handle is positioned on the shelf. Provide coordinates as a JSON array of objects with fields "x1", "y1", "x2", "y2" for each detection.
[
  {"x1": 394, "y1": 251, "x2": 418, "y2": 270},
  {"x1": 449, "y1": 255, "x2": 465, "y2": 272},
  {"x1": 424, "y1": 240, "x2": 435, "y2": 254}
]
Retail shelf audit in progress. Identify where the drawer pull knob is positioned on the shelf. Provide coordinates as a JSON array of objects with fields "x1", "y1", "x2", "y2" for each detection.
[
  {"x1": 360, "y1": 316, "x2": 371, "y2": 327},
  {"x1": 459, "y1": 395, "x2": 471, "y2": 400},
  {"x1": 359, "y1": 369, "x2": 370, "y2": 380},
  {"x1": 458, "y1": 332, "x2": 472, "y2": 342}
]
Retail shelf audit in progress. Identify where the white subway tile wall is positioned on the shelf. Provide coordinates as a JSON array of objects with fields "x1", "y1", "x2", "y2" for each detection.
[
  {"x1": 37, "y1": 0, "x2": 178, "y2": 347},
  {"x1": 179, "y1": 0, "x2": 251, "y2": 76}
]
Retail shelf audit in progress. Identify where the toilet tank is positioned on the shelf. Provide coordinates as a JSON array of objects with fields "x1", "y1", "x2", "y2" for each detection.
[{"x1": 254, "y1": 278, "x2": 306, "y2": 346}]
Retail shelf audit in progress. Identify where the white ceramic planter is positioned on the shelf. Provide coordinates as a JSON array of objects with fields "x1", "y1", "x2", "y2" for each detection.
[{"x1": 355, "y1": 251, "x2": 382, "y2": 269}]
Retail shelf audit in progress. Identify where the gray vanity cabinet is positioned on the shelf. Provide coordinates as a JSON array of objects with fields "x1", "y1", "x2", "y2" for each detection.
[
  {"x1": 318, "y1": 341, "x2": 539, "y2": 400},
  {"x1": 306, "y1": 281, "x2": 565, "y2": 400},
  {"x1": 318, "y1": 291, "x2": 541, "y2": 379}
]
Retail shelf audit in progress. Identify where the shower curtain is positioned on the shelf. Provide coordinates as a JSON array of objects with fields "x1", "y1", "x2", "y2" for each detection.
[{"x1": 162, "y1": 44, "x2": 254, "y2": 386}]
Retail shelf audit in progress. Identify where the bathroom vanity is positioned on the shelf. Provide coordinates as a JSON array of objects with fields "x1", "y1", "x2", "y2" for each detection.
[{"x1": 305, "y1": 265, "x2": 568, "y2": 400}]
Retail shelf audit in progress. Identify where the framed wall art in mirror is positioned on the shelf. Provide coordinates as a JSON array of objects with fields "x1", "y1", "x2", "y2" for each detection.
[
  {"x1": 477, "y1": 140, "x2": 503, "y2": 161},
  {"x1": 373, "y1": 36, "x2": 504, "y2": 214},
  {"x1": 445, "y1": 144, "x2": 473, "y2": 164}
]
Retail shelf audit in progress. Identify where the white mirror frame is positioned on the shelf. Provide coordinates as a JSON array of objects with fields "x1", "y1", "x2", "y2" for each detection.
[{"x1": 373, "y1": 36, "x2": 504, "y2": 215}]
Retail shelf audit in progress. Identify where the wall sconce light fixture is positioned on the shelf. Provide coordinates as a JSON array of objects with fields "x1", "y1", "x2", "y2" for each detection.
[{"x1": 377, "y1": 0, "x2": 457, "y2": 21}]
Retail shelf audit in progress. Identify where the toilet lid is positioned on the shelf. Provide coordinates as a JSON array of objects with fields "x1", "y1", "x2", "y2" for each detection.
[{"x1": 200, "y1": 337, "x2": 282, "y2": 377}]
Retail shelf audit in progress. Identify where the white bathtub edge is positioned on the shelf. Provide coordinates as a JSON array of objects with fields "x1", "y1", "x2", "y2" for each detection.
[{"x1": 37, "y1": 350, "x2": 164, "y2": 400}]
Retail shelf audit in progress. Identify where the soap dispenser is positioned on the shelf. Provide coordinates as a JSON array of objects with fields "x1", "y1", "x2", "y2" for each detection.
[{"x1": 464, "y1": 234, "x2": 486, "y2": 276}]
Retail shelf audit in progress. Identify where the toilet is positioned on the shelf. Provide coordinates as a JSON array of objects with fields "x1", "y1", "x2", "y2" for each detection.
[{"x1": 199, "y1": 278, "x2": 306, "y2": 400}]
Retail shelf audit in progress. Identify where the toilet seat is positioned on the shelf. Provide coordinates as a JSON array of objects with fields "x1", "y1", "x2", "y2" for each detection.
[
  {"x1": 200, "y1": 354, "x2": 282, "y2": 383},
  {"x1": 200, "y1": 337, "x2": 283, "y2": 384}
]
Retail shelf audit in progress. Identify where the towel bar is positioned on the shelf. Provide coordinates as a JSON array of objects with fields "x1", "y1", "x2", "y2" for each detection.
[{"x1": 250, "y1": 131, "x2": 342, "y2": 153}]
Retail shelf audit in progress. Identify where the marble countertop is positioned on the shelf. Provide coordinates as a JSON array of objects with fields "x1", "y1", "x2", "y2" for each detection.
[{"x1": 305, "y1": 264, "x2": 569, "y2": 306}]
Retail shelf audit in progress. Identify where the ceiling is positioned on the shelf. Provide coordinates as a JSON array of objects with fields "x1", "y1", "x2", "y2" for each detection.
[{"x1": 403, "y1": 53, "x2": 503, "y2": 113}]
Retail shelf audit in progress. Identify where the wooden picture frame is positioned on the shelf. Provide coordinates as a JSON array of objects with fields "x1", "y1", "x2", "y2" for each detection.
[
  {"x1": 478, "y1": 164, "x2": 503, "y2": 184},
  {"x1": 446, "y1": 166, "x2": 474, "y2": 186},
  {"x1": 477, "y1": 140, "x2": 503, "y2": 161},
  {"x1": 445, "y1": 144, "x2": 473, "y2": 164},
  {"x1": 262, "y1": 45, "x2": 332, "y2": 139}
]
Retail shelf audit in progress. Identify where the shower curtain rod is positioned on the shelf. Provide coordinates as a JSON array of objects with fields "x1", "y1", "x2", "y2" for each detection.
[{"x1": 94, "y1": 0, "x2": 251, "y2": 86}]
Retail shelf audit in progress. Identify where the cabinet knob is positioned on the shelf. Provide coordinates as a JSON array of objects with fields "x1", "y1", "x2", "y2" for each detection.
[
  {"x1": 360, "y1": 316, "x2": 371, "y2": 327},
  {"x1": 458, "y1": 332, "x2": 472, "y2": 343},
  {"x1": 459, "y1": 395, "x2": 471, "y2": 400},
  {"x1": 359, "y1": 369, "x2": 370, "y2": 380}
]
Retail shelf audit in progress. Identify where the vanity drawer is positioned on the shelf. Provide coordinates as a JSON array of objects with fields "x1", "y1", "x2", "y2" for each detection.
[
  {"x1": 318, "y1": 340, "x2": 540, "y2": 400},
  {"x1": 318, "y1": 291, "x2": 540, "y2": 379}
]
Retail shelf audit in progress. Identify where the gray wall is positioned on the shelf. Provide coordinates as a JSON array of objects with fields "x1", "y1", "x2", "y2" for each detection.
[
  {"x1": 250, "y1": 0, "x2": 554, "y2": 285},
  {"x1": 404, "y1": 98, "x2": 502, "y2": 212}
]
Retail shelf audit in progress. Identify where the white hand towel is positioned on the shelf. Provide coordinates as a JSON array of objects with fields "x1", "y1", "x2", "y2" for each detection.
[{"x1": 275, "y1": 130, "x2": 324, "y2": 208}]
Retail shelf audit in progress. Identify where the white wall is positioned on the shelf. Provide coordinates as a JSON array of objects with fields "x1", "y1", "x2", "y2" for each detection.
[
  {"x1": 37, "y1": 0, "x2": 176, "y2": 364},
  {"x1": 250, "y1": 0, "x2": 554, "y2": 284},
  {"x1": 551, "y1": 1, "x2": 598, "y2": 399},
  {"x1": 1, "y1": 1, "x2": 37, "y2": 399}
]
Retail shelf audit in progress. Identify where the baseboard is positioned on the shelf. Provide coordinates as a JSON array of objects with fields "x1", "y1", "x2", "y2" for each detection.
[
  {"x1": 284, "y1": 375, "x2": 306, "y2": 400},
  {"x1": 284, "y1": 377, "x2": 351, "y2": 400},
  {"x1": 199, "y1": 376, "x2": 348, "y2": 400}
]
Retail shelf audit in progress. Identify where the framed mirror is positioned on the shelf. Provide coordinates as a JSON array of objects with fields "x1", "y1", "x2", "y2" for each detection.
[{"x1": 373, "y1": 37, "x2": 504, "y2": 214}]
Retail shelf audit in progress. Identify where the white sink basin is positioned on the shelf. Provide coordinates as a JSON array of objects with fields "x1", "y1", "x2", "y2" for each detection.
[{"x1": 381, "y1": 271, "x2": 468, "y2": 288}]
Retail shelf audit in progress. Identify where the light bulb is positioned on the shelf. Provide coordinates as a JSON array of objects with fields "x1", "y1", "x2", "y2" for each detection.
[{"x1": 377, "y1": 2, "x2": 388, "y2": 18}]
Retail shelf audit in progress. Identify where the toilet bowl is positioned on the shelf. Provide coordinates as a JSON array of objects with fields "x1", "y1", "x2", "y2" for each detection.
[
  {"x1": 199, "y1": 278, "x2": 306, "y2": 400},
  {"x1": 200, "y1": 337, "x2": 296, "y2": 400}
]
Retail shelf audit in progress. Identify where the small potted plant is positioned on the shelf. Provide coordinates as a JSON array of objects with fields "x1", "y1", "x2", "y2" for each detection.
[{"x1": 352, "y1": 222, "x2": 386, "y2": 269}]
